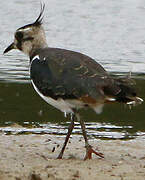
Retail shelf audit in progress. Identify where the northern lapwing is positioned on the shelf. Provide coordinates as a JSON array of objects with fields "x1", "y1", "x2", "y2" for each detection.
[{"x1": 3, "y1": 4, "x2": 143, "y2": 159}]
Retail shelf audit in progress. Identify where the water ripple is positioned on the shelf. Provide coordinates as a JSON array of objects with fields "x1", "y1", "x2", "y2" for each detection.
[{"x1": 0, "y1": 122, "x2": 144, "y2": 140}]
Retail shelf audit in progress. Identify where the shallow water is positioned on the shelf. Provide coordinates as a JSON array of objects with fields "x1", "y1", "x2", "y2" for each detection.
[
  {"x1": 0, "y1": 80, "x2": 144, "y2": 140},
  {"x1": 0, "y1": 0, "x2": 145, "y2": 139}
]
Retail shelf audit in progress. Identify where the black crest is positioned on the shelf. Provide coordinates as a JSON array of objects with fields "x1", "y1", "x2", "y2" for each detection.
[
  {"x1": 33, "y1": 3, "x2": 45, "y2": 26},
  {"x1": 17, "y1": 3, "x2": 45, "y2": 30}
]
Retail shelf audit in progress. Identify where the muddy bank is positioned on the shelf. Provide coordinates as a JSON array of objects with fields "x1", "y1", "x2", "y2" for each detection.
[{"x1": 0, "y1": 133, "x2": 145, "y2": 180}]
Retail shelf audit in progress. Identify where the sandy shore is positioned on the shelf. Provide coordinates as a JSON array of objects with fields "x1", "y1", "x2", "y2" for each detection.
[{"x1": 0, "y1": 133, "x2": 145, "y2": 180}]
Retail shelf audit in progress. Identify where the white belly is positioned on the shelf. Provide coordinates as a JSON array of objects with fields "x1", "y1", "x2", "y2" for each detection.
[
  {"x1": 31, "y1": 80, "x2": 74, "y2": 114},
  {"x1": 31, "y1": 80, "x2": 104, "y2": 115}
]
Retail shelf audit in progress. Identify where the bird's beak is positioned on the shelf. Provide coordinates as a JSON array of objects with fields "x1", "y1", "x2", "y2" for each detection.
[{"x1": 3, "y1": 42, "x2": 15, "y2": 54}]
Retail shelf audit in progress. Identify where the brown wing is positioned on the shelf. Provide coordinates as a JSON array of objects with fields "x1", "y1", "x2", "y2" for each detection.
[{"x1": 30, "y1": 48, "x2": 122, "y2": 103}]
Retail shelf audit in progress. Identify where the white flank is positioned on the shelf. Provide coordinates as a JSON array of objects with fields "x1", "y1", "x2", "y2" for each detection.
[
  {"x1": 93, "y1": 104, "x2": 104, "y2": 114},
  {"x1": 31, "y1": 80, "x2": 73, "y2": 114}
]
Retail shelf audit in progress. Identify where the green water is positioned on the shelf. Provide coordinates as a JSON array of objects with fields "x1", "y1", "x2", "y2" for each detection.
[{"x1": 0, "y1": 77, "x2": 144, "y2": 139}]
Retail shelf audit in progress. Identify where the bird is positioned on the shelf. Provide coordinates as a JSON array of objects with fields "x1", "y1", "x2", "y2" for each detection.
[{"x1": 3, "y1": 4, "x2": 143, "y2": 160}]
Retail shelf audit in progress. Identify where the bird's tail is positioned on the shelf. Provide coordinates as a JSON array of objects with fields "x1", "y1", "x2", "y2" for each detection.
[{"x1": 104, "y1": 77, "x2": 143, "y2": 106}]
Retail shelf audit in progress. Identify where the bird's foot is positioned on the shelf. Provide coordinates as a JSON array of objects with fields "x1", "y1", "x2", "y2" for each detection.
[{"x1": 84, "y1": 145, "x2": 104, "y2": 160}]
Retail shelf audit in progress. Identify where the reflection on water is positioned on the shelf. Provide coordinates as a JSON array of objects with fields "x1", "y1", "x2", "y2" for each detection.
[
  {"x1": 0, "y1": 122, "x2": 144, "y2": 140},
  {"x1": 1, "y1": 54, "x2": 29, "y2": 82},
  {"x1": 0, "y1": 0, "x2": 145, "y2": 139}
]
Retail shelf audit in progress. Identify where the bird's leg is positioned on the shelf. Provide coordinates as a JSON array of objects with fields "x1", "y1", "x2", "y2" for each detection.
[
  {"x1": 57, "y1": 113, "x2": 75, "y2": 159},
  {"x1": 75, "y1": 113, "x2": 104, "y2": 160}
]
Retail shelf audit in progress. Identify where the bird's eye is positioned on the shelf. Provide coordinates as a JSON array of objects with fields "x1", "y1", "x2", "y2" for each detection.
[
  {"x1": 15, "y1": 31, "x2": 23, "y2": 41},
  {"x1": 23, "y1": 37, "x2": 34, "y2": 41}
]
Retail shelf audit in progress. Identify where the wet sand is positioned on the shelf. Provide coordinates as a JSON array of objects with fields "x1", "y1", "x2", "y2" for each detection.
[{"x1": 0, "y1": 133, "x2": 145, "y2": 180}]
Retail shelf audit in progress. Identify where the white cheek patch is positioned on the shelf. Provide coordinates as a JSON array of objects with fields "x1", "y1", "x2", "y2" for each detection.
[{"x1": 21, "y1": 41, "x2": 32, "y2": 55}]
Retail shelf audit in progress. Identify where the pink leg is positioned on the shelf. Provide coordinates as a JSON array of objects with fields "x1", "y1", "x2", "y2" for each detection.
[
  {"x1": 76, "y1": 113, "x2": 104, "y2": 160},
  {"x1": 84, "y1": 145, "x2": 104, "y2": 160},
  {"x1": 57, "y1": 114, "x2": 75, "y2": 159}
]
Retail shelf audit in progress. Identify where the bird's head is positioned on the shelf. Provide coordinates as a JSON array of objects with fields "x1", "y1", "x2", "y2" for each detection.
[{"x1": 3, "y1": 4, "x2": 47, "y2": 56}]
